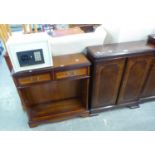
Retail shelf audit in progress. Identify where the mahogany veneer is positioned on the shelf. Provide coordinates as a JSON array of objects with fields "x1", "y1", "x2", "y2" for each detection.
[
  {"x1": 87, "y1": 40, "x2": 155, "y2": 114},
  {"x1": 5, "y1": 53, "x2": 91, "y2": 127}
]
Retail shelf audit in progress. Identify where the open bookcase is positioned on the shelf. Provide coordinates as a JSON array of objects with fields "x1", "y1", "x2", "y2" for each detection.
[{"x1": 5, "y1": 53, "x2": 91, "y2": 127}]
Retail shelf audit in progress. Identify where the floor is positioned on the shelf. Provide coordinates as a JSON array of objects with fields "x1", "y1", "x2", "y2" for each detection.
[{"x1": 0, "y1": 55, "x2": 155, "y2": 131}]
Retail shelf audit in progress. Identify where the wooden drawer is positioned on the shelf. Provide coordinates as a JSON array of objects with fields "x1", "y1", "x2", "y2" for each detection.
[
  {"x1": 55, "y1": 68, "x2": 88, "y2": 80},
  {"x1": 18, "y1": 73, "x2": 51, "y2": 85}
]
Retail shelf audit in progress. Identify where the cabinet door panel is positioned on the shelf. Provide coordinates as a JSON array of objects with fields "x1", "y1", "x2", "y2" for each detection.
[
  {"x1": 141, "y1": 58, "x2": 155, "y2": 98},
  {"x1": 91, "y1": 58, "x2": 125, "y2": 108},
  {"x1": 117, "y1": 55, "x2": 153, "y2": 104}
]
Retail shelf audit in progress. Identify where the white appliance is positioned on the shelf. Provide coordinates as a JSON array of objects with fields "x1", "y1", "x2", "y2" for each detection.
[{"x1": 7, "y1": 32, "x2": 53, "y2": 73}]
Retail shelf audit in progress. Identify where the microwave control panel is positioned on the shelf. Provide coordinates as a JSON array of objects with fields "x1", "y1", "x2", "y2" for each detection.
[{"x1": 17, "y1": 49, "x2": 45, "y2": 67}]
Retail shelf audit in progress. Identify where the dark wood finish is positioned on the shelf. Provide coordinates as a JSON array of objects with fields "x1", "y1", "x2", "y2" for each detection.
[
  {"x1": 87, "y1": 40, "x2": 155, "y2": 60},
  {"x1": 117, "y1": 55, "x2": 153, "y2": 104},
  {"x1": 19, "y1": 80, "x2": 82, "y2": 106},
  {"x1": 147, "y1": 34, "x2": 155, "y2": 45},
  {"x1": 91, "y1": 58, "x2": 125, "y2": 108},
  {"x1": 140, "y1": 58, "x2": 155, "y2": 99},
  {"x1": 87, "y1": 40, "x2": 155, "y2": 114},
  {"x1": 29, "y1": 98, "x2": 84, "y2": 118},
  {"x1": 4, "y1": 52, "x2": 13, "y2": 71},
  {"x1": 90, "y1": 101, "x2": 139, "y2": 114},
  {"x1": 5, "y1": 53, "x2": 91, "y2": 127}
]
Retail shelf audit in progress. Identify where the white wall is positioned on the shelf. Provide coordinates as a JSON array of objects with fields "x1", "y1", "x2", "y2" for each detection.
[
  {"x1": 103, "y1": 20, "x2": 155, "y2": 44},
  {"x1": 95, "y1": 0, "x2": 155, "y2": 44}
]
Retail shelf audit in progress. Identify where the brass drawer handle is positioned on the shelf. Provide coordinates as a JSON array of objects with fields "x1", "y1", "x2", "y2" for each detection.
[
  {"x1": 31, "y1": 76, "x2": 37, "y2": 82},
  {"x1": 30, "y1": 76, "x2": 40, "y2": 82}
]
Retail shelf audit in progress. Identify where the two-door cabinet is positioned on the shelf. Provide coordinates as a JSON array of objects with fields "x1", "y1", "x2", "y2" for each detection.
[{"x1": 87, "y1": 40, "x2": 155, "y2": 114}]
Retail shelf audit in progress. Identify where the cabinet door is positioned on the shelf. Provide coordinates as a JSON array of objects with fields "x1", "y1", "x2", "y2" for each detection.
[
  {"x1": 91, "y1": 58, "x2": 125, "y2": 108},
  {"x1": 141, "y1": 58, "x2": 155, "y2": 98},
  {"x1": 117, "y1": 55, "x2": 153, "y2": 104}
]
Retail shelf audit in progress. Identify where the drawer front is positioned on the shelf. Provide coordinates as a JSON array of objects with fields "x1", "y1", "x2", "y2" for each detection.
[
  {"x1": 18, "y1": 73, "x2": 51, "y2": 85},
  {"x1": 55, "y1": 68, "x2": 88, "y2": 79}
]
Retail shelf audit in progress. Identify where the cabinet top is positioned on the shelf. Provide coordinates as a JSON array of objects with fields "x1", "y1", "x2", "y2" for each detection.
[
  {"x1": 53, "y1": 53, "x2": 91, "y2": 69},
  {"x1": 87, "y1": 40, "x2": 155, "y2": 60},
  {"x1": 12, "y1": 53, "x2": 91, "y2": 76}
]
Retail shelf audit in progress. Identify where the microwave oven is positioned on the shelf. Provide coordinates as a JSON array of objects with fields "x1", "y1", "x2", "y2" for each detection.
[{"x1": 6, "y1": 32, "x2": 53, "y2": 73}]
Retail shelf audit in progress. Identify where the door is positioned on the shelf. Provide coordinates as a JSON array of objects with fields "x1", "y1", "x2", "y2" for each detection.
[
  {"x1": 91, "y1": 58, "x2": 125, "y2": 108},
  {"x1": 117, "y1": 54, "x2": 153, "y2": 104},
  {"x1": 141, "y1": 58, "x2": 155, "y2": 98}
]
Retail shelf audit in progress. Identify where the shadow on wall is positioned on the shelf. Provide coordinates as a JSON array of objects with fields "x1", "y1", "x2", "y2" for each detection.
[
  {"x1": 103, "y1": 27, "x2": 121, "y2": 44},
  {"x1": 103, "y1": 24, "x2": 155, "y2": 44}
]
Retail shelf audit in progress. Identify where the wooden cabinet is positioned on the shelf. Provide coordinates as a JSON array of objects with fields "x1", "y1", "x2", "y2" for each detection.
[
  {"x1": 6, "y1": 53, "x2": 91, "y2": 127},
  {"x1": 117, "y1": 55, "x2": 153, "y2": 104},
  {"x1": 87, "y1": 40, "x2": 155, "y2": 113},
  {"x1": 140, "y1": 58, "x2": 155, "y2": 99},
  {"x1": 91, "y1": 59, "x2": 125, "y2": 108}
]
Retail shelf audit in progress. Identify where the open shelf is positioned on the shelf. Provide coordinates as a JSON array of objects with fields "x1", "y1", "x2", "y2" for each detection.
[{"x1": 28, "y1": 98, "x2": 86, "y2": 119}]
